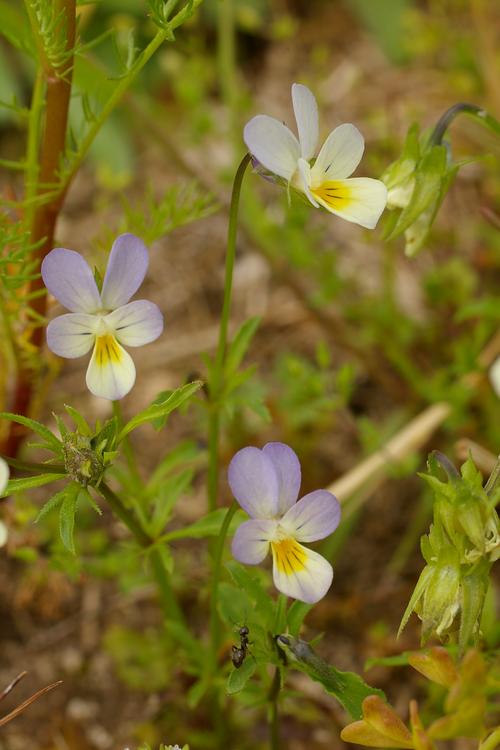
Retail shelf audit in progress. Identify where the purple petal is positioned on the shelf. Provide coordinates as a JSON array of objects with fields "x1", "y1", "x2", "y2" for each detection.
[
  {"x1": 104, "y1": 300, "x2": 163, "y2": 347},
  {"x1": 231, "y1": 519, "x2": 276, "y2": 564},
  {"x1": 280, "y1": 490, "x2": 341, "y2": 542},
  {"x1": 101, "y1": 234, "x2": 149, "y2": 309},
  {"x1": 41, "y1": 248, "x2": 101, "y2": 313},
  {"x1": 262, "y1": 442, "x2": 301, "y2": 514},
  {"x1": 227, "y1": 447, "x2": 280, "y2": 519},
  {"x1": 46, "y1": 313, "x2": 97, "y2": 358}
]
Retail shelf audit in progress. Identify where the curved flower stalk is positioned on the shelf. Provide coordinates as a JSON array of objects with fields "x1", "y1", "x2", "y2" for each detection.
[
  {"x1": 42, "y1": 234, "x2": 163, "y2": 400},
  {"x1": 244, "y1": 83, "x2": 387, "y2": 229},
  {"x1": 228, "y1": 442, "x2": 341, "y2": 603}
]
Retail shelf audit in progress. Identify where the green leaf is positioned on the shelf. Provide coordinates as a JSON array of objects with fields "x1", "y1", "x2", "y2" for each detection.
[
  {"x1": 0, "y1": 412, "x2": 62, "y2": 454},
  {"x1": 2, "y1": 473, "x2": 66, "y2": 497},
  {"x1": 277, "y1": 635, "x2": 385, "y2": 720},
  {"x1": 224, "y1": 317, "x2": 260, "y2": 377},
  {"x1": 118, "y1": 381, "x2": 202, "y2": 440},
  {"x1": 226, "y1": 561, "x2": 275, "y2": 629},
  {"x1": 165, "y1": 508, "x2": 246, "y2": 541},
  {"x1": 218, "y1": 583, "x2": 253, "y2": 627},
  {"x1": 398, "y1": 564, "x2": 434, "y2": 636},
  {"x1": 226, "y1": 658, "x2": 257, "y2": 694},
  {"x1": 35, "y1": 486, "x2": 70, "y2": 522},
  {"x1": 59, "y1": 482, "x2": 81, "y2": 553},
  {"x1": 287, "y1": 600, "x2": 313, "y2": 637},
  {"x1": 64, "y1": 405, "x2": 92, "y2": 436}
]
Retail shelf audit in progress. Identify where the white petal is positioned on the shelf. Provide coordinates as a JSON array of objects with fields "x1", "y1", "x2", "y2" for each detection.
[
  {"x1": 104, "y1": 300, "x2": 164, "y2": 347},
  {"x1": 231, "y1": 519, "x2": 277, "y2": 564},
  {"x1": 271, "y1": 540, "x2": 333, "y2": 603},
  {"x1": 46, "y1": 313, "x2": 97, "y2": 358},
  {"x1": 244, "y1": 115, "x2": 300, "y2": 181},
  {"x1": 490, "y1": 357, "x2": 500, "y2": 398},
  {"x1": 86, "y1": 335, "x2": 136, "y2": 400},
  {"x1": 101, "y1": 234, "x2": 149, "y2": 309},
  {"x1": 0, "y1": 457, "x2": 9, "y2": 496},
  {"x1": 291, "y1": 83, "x2": 319, "y2": 160},
  {"x1": 297, "y1": 158, "x2": 319, "y2": 207},
  {"x1": 312, "y1": 124, "x2": 364, "y2": 181},
  {"x1": 41, "y1": 248, "x2": 102, "y2": 313},
  {"x1": 281, "y1": 490, "x2": 341, "y2": 542},
  {"x1": 311, "y1": 177, "x2": 388, "y2": 229}
]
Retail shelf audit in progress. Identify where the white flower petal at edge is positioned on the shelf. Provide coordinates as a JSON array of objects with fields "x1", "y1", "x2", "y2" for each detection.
[
  {"x1": 101, "y1": 233, "x2": 149, "y2": 309},
  {"x1": 41, "y1": 248, "x2": 101, "y2": 313},
  {"x1": 104, "y1": 300, "x2": 164, "y2": 347},
  {"x1": 0, "y1": 457, "x2": 9, "y2": 495},
  {"x1": 86, "y1": 336, "x2": 136, "y2": 400},
  {"x1": 489, "y1": 357, "x2": 500, "y2": 398},
  {"x1": 243, "y1": 83, "x2": 388, "y2": 229},
  {"x1": 272, "y1": 543, "x2": 333, "y2": 604},
  {"x1": 228, "y1": 442, "x2": 341, "y2": 603},
  {"x1": 46, "y1": 313, "x2": 98, "y2": 358}
]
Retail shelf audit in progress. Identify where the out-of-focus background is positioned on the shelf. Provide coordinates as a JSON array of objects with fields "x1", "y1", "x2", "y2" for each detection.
[{"x1": 0, "y1": 1, "x2": 499, "y2": 748}]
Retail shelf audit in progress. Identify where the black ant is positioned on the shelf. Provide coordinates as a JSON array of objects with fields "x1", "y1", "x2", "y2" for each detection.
[{"x1": 231, "y1": 625, "x2": 250, "y2": 669}]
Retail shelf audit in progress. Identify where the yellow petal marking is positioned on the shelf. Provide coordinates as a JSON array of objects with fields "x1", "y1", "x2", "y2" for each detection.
[
  {"x1": 311, "y1": 180, "x2": 353, "y2": 210},
  {"x1": 271, "y1": 537, "x2": 307, "y2": 575},
  {"x1": 95, "y1": 334, "x2": 122, "y2": 367}
]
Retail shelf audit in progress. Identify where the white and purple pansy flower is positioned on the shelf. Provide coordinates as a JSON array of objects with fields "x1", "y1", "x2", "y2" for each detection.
[
  {"x1": 244, "y1": 83, "x2": 387, "y2": 229},
  {"x1": 229, "y1": 442, "x2": 341, "y2": 604},
  {"x1": 41, "y1": 233, "x2": 163, "y2": 401}
]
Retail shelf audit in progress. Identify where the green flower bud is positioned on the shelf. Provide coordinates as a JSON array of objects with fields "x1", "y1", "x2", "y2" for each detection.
[
  {"x1": 417, "y1": 551, "x2": 461, "y2": 642},
  {"x1": 63, "y1": 432, "x2": 105, "y2": 487}
]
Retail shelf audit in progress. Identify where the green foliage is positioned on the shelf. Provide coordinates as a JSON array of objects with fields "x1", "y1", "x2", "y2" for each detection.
[
  {"x1": 277, "y1": 635, "x2": 385, "y2": 721},
  {"x1": 119, "y1": 381, "x2": 203, "y2": 438}
]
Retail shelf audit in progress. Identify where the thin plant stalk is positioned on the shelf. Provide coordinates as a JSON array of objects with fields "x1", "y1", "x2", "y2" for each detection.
[
  {"x1": 207, "y1": 152, "x2": 251, "y2": 511},
  {"x1": 98, "y1": 481, "x2": 185, "y2": 626},
  {"x1": 208, "y1": 500, "x2": 238, "y2": 673},
  {"x1": 429, "y1": 102, "x2": 500, "y2": 146},
  {"x1": 268, "y1": 667, "x2": 281, "y2": 750}
]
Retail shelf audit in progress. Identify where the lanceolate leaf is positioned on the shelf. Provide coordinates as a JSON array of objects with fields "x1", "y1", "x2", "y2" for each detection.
[
  {"x1": 226, "y1": 658, "x2": 257, "y2": 694},
  {"x1": 0, "y1": 412, "x2": 62, "y2": 454},
  {"x1": 59, "y1": 482, "x2": 81, "y2": 553},
  {"x1": 2, "y1": 473, "x2": 66, "y2": 497},
  {"x1": 118, "y1": 381, "x2": 202, "y2": 439},
  {"x1": 277, "y1": 635, "x2": 385, "y2": 720}
]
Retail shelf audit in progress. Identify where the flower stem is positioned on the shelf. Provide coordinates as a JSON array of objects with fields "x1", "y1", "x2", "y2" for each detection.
[
  {"x1": 98, "y1": 481, "x2": 185, "y2": 626},
  {"x1": 429, "y1": 102, "x2": 500, "y2": 146},
  {"x1": 207, "y1": 152, "x2": 251, "y2": 512},
  {"x1": 268, "y1": 667, "x2": 281, "y2": 750},
  {"x1": 208, "y1": 500, "x2": 238, "y2": 673}
]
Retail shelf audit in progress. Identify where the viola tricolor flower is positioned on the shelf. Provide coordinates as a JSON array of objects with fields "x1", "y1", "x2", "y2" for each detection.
[
  {"x1": 244, "y1": 83, "x2": 387, "y2": 229},
  {"x1": 42, "y1": 233, "x2": 163, "y2": 400},
  {"x1": 228, "y1": 442, "x2": 341, "y2": 603}
]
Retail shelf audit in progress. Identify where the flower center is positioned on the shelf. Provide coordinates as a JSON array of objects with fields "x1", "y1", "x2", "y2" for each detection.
[
  {"x1": 310, "y1": 180, "x2": 353, "y2": 210},
  {"x1": 271, "y1": 537, "x2": 307, "y2": 575},
  {"x1": 95, "y1": 334, "x2": 122, "y2": 366}
]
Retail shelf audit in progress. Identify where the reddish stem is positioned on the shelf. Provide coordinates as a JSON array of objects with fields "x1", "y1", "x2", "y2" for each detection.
[{"x1": 4, "y1": 1, "x2": 76, "y2": 457}]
